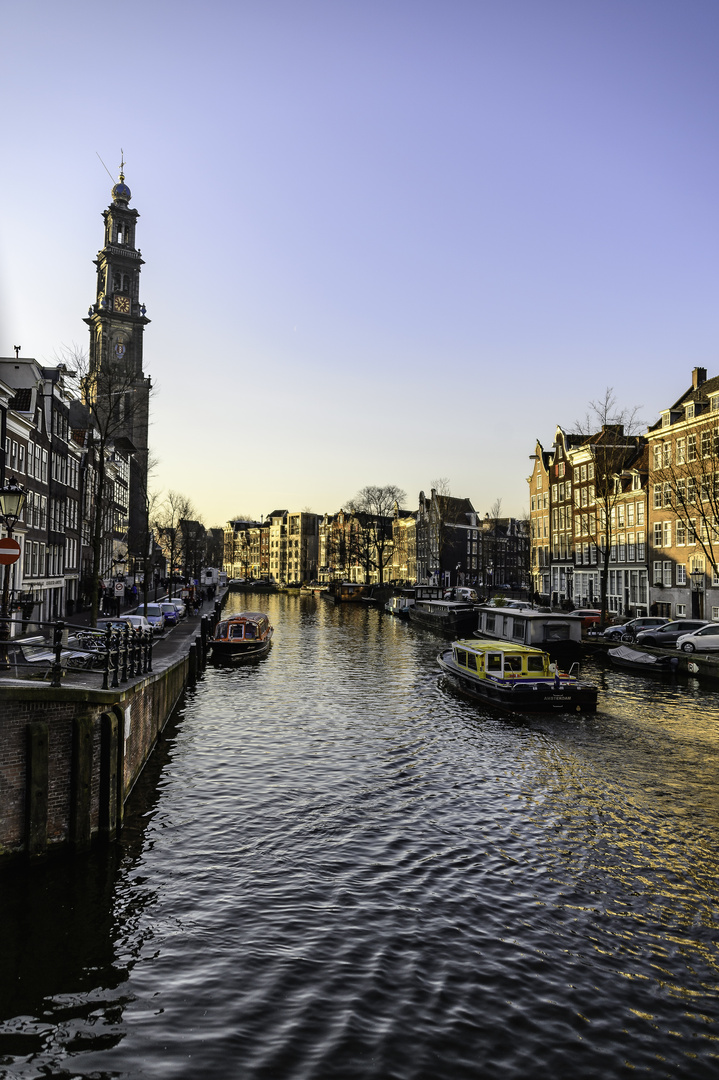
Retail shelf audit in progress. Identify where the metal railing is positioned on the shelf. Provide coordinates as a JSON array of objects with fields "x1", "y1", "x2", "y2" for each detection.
[{"x1": 0, "y1": 616, "x2": 154, "y2": 689}]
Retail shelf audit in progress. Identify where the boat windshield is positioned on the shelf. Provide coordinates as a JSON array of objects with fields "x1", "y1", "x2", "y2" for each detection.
[
  {"x1": 527, "y1": 656, "x2": 545, "y2": 673},
  {"x1": 504, "y1": 655, "x2": 522, "y2": 673},
  {"x1": 230, "y1": 624, "x2": 244, "y2": 639},
  {"x1": 244, "y1": 625, "x2": 256, "y2": 639}
]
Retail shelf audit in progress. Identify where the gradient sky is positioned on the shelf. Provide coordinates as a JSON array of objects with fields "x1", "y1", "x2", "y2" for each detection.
[{"x1": 2, "y1": 0, "x2": 718, "y2": 527}]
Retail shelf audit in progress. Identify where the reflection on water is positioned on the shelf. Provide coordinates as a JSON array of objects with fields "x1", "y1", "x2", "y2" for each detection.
[{"x1": 2, "y1": 592, "x2": 719, "y2": 1079}]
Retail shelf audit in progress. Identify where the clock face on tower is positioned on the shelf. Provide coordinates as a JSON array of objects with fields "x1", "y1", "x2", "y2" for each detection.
[{"x1": 114, "y1": 295, "x2": 131, "y2": 314}]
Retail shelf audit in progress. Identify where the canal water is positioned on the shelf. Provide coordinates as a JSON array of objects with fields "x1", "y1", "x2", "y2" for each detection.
[{"x1": 2, "y1": 591, "x2": 719, "y2": 1079}]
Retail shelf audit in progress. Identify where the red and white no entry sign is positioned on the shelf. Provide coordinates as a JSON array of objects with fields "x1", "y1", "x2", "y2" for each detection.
[{"x1": 0, "y1": 537, "x2": 21, "y2": 565}]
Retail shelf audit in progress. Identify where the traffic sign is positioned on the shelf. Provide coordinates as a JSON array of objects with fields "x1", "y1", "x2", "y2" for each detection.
[{"x1": 0, "y1": 537, "x2": 21, "y2": 565}]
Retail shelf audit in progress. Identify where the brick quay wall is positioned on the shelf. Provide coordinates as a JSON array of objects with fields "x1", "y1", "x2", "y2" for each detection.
[{"x1": 0, "y1": 603, "x2": 220, "y2": 861}]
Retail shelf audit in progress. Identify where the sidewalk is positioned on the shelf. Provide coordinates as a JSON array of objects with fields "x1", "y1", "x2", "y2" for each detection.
[{"x1": 0, "y1": 594, "x2": 223, "y2": 690}]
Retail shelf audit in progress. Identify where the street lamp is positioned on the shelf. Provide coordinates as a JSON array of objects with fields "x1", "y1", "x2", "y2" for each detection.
[
  {"x1": 690, "y1": 566, "x2": 704, "y2": 618},
  {"x1": 566, "y1": 565, "x2": 574, "y2": 602},
  {"x1": 0, "y1": 478, "x2": 27, "y2": 667}
]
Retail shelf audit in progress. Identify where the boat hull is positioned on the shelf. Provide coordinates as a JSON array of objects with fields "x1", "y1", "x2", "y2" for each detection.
[
  {"x1": 210, "y1": 638, "x2": 272, "y2": 664},
  {"x1": 607, "y1": 645, "x2": 679, "y2": 675},
  {"x1": 438, "y1": 651, "x2": 598, "y2": 713}
]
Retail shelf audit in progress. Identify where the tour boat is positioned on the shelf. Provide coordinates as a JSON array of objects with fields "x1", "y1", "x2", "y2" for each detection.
[
  {"x1": 210, "y1": 612, "x2": 273, "y2": 663},
  {"x1": 437, "y1": 638, "x2": 598, "y2": 713}
]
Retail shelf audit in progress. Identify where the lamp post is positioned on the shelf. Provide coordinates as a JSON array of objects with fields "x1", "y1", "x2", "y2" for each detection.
[
  {"x1": 0, "y1": 478, "x2": 27, "y2": 668},
  {"x1": 690, "y1": 566, "x2": 704, "y2": 619},
  {"x1": 566, "y1": 565, "x2": 574, "y2": 605}
]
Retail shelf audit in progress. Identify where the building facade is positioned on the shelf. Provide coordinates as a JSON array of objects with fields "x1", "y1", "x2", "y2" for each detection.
[{"x1": 647, "y1": 367, "x2": 719, "y2": 621}]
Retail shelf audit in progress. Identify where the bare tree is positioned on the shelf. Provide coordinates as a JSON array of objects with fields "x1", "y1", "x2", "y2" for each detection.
[
  {"x1": 155, "y1": 491, "x2": 195, "y2": 598},
  {"x1": 347, "y1": 485, "x2": 406, "y2": 584},
  {"x1": 575, "y1": 389, "x2": 644, "y2": 628}
]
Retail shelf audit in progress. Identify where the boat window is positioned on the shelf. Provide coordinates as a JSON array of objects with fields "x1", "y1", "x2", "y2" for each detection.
[
  {"x1": 527, "y1": 656, "x2": 545, "y2": 673},
  {"x1": 217, "y1": 622, "x2": 227, "y2": 636},
  {"x1": 505, "y1": 655, "x2": 522, "y2": 673},
  {"x1": 455, "y1": 649, "x2": 467, "y2": 666},
  {"x1": 230, "y1": 624, "x2": 244, "y2": 638},
  {"x1": 512, "y1": 618, "x2": 525, "y2": 640},
  {"x1": 487, "y1": 654, "x2": 502, "y2": 672},
  {"x1": 245, "y1": 625, "x2": 256, "y2": 639},
  {"x1": 485, "y1": 614, "x2": 495, "y2": 632},
  {"x1": 466, "y1": 653, "x2": 478, "y2": 671}
]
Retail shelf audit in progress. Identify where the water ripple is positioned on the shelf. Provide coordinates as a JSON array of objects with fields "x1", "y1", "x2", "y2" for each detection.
[{"x1": 2, "y1": 595, "x2": 719, "y2": 1079}]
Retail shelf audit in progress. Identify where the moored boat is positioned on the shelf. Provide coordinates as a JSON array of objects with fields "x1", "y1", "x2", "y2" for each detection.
[
  {"x1": 210, "y1": 611, "x2": 273, "y2": 663},
  {"x1": 408, "y1": 598, "x2": 478, "y2": 637},
  {"x1": 607, "y1": 645, "x2": 679, "y2": 674},
  {"x1": 474, "y1": 605, "x2": 583, "y2": 658},
  {"x1": 325, "y1": 582, "x2": 371, "y2": 603},
  {"x1": 438, "y1": 638, "x2": 598, "y2": 713},
  {"x1": 385, "y1": 589, "x2": 417, "y2": 617}
]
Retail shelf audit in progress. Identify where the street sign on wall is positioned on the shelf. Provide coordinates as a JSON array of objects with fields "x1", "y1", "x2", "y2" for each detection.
[{"x1": 0, "y1": 538, "x2": 21, "y2": 565}]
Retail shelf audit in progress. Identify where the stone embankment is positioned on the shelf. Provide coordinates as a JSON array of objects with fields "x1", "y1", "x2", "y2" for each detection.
[{"x1": 0, "y1": 595, "x2": 226, "y2": 861}]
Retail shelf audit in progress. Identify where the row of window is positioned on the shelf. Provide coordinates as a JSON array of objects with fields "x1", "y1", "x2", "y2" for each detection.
[
  {"x1": 653, "y1": 428, "x2": 719, "y2": 467},
  {"x1": 22, "y1": 537, "x2": 79, "y2": 578},
  {"x1": 4, "y1": 437, "x2": 49, "y2": 482},
  {"x1": 652, "y1": 561, "x2": 719, "y2": 587},
  {"x1": 653, "y1": 519, "x2": 719, "y2": 547}
]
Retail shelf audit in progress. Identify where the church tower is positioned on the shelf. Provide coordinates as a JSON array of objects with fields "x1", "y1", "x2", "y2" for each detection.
[{"x1": 83, "y1": 164, "x2": 151, "y2": 559}]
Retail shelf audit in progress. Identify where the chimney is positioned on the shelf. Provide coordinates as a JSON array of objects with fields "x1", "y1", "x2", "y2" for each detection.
[{"x1": 692, "y1": 366, "x2": 707, "y2": 390}]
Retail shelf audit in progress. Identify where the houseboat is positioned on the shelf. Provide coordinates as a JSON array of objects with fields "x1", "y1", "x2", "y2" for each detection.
[
  {"x1": 324, "y1": 582, "x2": 372, "y2": 603},
  {"x1": 385, "y1": 585, "x2": 445, "y2": 617},
  {"x1": 408, "y1": 598, "x2": 478, "y2": 638},
  {"x1": 210, "y1": 612, "x2": 273, "y2": 663},
  {"x1": 438, "y1": 638, "x2": 598, "y2": 713},
  {"x1": 474, "y1": 605, "x2": 583, "y2": 657}
]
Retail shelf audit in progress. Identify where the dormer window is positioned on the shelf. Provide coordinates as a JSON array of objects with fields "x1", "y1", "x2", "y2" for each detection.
[
  {"x1": 711, "y1": 395, "x2": 719, "y2": 412},
  {"x1": 686, "y1": 404, "x2": 695, "y2": 419},
  {"x1": 661, "y1": 412, "x2": 670, "y2": 428}
]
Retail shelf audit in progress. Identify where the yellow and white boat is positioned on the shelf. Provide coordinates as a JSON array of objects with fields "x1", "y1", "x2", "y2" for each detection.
[{"x1": 437, "y1": 638, "x2": 598, "y2": 713}]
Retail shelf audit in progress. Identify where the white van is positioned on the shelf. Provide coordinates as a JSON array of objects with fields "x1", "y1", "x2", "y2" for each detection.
[{"x1": 444, "y1": 587, "x2": 479, "y2": 602}]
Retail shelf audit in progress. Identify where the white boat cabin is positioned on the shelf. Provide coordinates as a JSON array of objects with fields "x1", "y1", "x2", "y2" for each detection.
[{"x1": 475, "y1": 606, "x2": 583, "y2": 649}]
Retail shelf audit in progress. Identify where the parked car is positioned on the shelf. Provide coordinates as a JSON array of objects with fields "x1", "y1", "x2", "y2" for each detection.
[
  {"x1": 484, "y1": 596, "x2": 531, "y2": 609},
  {"x1": 143, "y1": 603, "x2": 167, "y2": 634},
  {"x1": 675, "y1": 623, "x2": 719, "y2": 652},
  {"x1": 635, "y1": 619, "x2": 710, "y2": 649},
  {"x1": 98, "y1": 614, "x2": 152, "y2": 634},
  {"x1": 168, "y1": 598, "x2": 187, "y2": 618},
  {"x1": 570, "y1": 608, "x2": 604, "y2": 631},
  {"x1": 603, "y1": 617, "x2": 669, "y2": 642},
  {"x1": 159, "y1": 602, "x2": 180, "y2": 627},
  {"x1": 444, "y1": 587, "x2": 479, "y2": 602}
]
